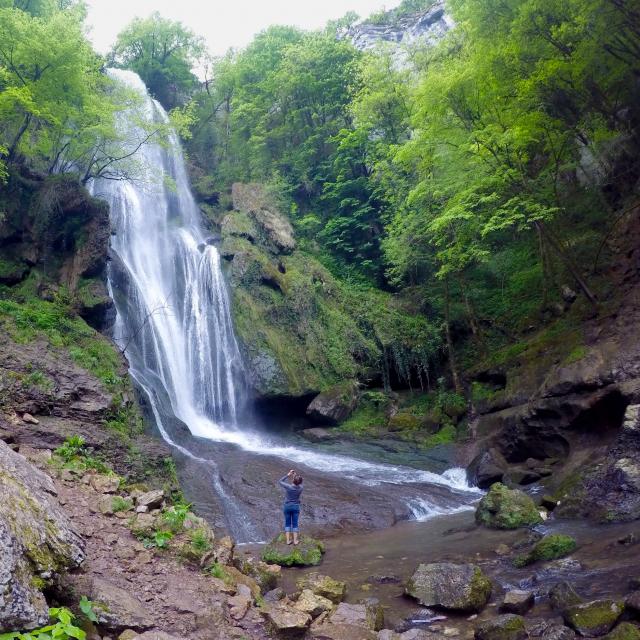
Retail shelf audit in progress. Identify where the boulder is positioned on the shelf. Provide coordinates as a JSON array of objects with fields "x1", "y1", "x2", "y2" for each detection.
[
  {"x1": 223, "y1": 565, "x2": 261, "y2": 600},
  {"x1": 475, "y1": 483, "x2": 543, "y2": 529},
  {"x1": 135, "y1": 489, "x2": 164, "y2": 509},
  {"x1": 265, "y1": 587, "x2": 286, "y2": 602},
  {"x1": 129, "y1": 513, "x2": 157, "y2": 537},
  {"x1": 627, "y1": 591, "x2": 640, "y2": 613},
  {"x1": 306, "y1": 382, "x2": 359, "y2": 426},
  {"x1": 90, "y1": 473, "x2": 121, "y2": 494},
  {"x1": 501, "y1": 590, "x2": 535, "y2": 615},
  {"x1": 514, "y1": 534, "x2": 577, "y2": 567},
  {"x1": 467, "y1": 448, "x2": 508, "y2": 489},
  {"x1": 603, "y1": 624, "x2": 640, "y2": 640},
  {"x1": 213, "y1": 535, "x2": 235, "y2": 565},
  {"x1": 563, "y1": 600, "x2": 624, "y2": 637},
  {"x1": 549, "y1": 582, "x2": 584, "y2": 612},
  {"x1": 0, "y1": 440, "x2": 85, "y2": 632},
  {"x1": 405, "y1": 562, "x2": 492, "y2": 612},
  {"x1": 528, "y1": 620, "x2": 576, "y2": 640},
  {"x1": 294, "y1": 589, "x2": 334, "y2": 618},
  {"x1": 262, "y1": 534, "x2": 325, "y2": 567},
  {"x1": 475, "y1": 615, "x2": 527, "y2": 640},
  {"x1": 261, "y1": 600, "x2": 311, "y2": 638},
  {"x1": 131, "y1": 632, "x2": 184, "y2": 640},
  {"x1": 233, "y1": 553, "x2": 280, "y2": 592},
  {"x1": 296, "y1": 573, "x2": 347, "y2": 603},
  {"x1": 65, "y1": 575, "x2": 153, "y2": 631},
  {"x1": 329, "y1": 601, "x2": 383, "y2": 631}
]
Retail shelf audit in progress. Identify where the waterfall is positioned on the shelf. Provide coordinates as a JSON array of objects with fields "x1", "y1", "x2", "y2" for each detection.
[
  {"x1": 92, "y1": 70, "x2": 481, "y2": 541},
  {"x1": 93, "y1": 69, "x2": 244, "y2": 435}
]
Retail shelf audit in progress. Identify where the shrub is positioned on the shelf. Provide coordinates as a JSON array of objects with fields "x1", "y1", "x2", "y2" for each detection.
[{"x1": 0, "y1": 606, "x2": 87, "y2": 639}]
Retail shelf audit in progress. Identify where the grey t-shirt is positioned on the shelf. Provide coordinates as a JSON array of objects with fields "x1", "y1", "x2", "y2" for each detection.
[{"x1": 279, "y1": 475, "x2": 303, "y2": 505}]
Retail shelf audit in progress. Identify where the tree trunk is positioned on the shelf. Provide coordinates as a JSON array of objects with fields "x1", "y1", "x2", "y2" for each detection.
[
  {"x1": 8, "y1": 114, "x2": 32, "y2": 160},
  {"x1": 535, "y1": 221, "x2": 598, "y2": 306},
  {"x1": 444, "y1": 276, "x2": 463, "y2": 394}
]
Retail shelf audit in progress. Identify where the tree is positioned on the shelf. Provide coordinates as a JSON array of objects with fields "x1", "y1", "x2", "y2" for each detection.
[{"x1": 110, "y1": 12, "x2": 204, "y2": 110}]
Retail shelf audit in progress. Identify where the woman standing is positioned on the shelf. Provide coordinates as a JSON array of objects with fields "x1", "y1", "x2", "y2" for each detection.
[{"x1": 278, "y1": 469, "x2": 303, "y2": 545}]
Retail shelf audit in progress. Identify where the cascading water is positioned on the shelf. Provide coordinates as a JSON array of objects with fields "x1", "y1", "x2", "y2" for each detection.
[{"x1": 93, "y1": 69, "x2": 480, "y2": 542}]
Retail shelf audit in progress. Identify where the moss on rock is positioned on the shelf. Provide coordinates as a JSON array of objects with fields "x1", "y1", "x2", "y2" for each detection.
[
  {"x1": 564, "y1": 600, "x2": 625, "y2": 637},
  {"x1": 476, "y1": 483, "x2": 543, "y2": 529},
  {"x1": 603, "y1": 623, "x2": 640, "y2": 640},
  {"x1": 261, "y1": 534, "x2": 324, "y2": 567},
  {"x1": 513, "y1": 534, "x2": 577, "y2": 567}
]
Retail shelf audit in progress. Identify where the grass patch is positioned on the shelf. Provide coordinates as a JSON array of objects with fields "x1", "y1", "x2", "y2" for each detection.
[{"x1": 0, "y1": 297, "x2": 122, "y2": 389}]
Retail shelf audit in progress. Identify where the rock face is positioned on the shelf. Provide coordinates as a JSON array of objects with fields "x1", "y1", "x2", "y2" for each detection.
[
  {"x1": 306, "y1": 382, "x2": 359, "y2": 426},
  {"x1": 405, "y1": 562, "x2": 492, "y2": 612},
  {"x1": 261, "y1": 599, "x2": 311, "y2": 637},
  {"x1": 262, "y1": 534, "x2": 325, "y2": 567},
  {"x1": 345, "y1": 0, "x2": 452, "y2": 52},
  {"x1": 476, "y1": 483, "x2": 543, "y2": 529},
  {"x1": 0, "y1": 439, "x2": 85, "y2": 632},
  {"x1": 563, "y1": 600, "x2": 624, "y2": 637},
  {"x1": 467, "y1": 448, "x2": 508, "y2": 489}
]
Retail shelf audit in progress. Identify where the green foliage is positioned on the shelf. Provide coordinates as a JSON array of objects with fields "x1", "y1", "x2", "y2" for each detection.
[
  {"x1": 0, "y1": 607, "x2": 86, "y2": 639},
  {"x1": 0, "y1": 297, "x2": 122, "y2": 389},
  {"x1": 110, "y1": 12, "x2": 204, "y2": 110},
  {"x1": 111, "y1": 496, "x2": 133, "y2": 513},
  {"x1": 161, "y1": 502, "x2": 191, "y2": 533},
  {"x1": 188, "y1": 527, "x2": 212, "y2": 555},
  {"x1": 55, "y1": 435, "x2": 86, "y2": 462},
  {"x1": 140, "y1": 529, "x2": 173, "y2": 550},
  {"x1": 208, "y1": 562, "x2": 229, "y2": 581},
  {"x1": 78, "y1": 597, "x2": 98, "y2": 624}
]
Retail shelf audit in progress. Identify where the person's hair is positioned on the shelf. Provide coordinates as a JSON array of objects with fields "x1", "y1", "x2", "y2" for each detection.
[{"x1": 293, "y1": 474, "x2": 303, "y2": 485}]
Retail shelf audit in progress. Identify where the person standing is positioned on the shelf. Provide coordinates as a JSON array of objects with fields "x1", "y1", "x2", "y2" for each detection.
[{"x1": 278, "y1": 469, "x2": 303, "y2": 545}]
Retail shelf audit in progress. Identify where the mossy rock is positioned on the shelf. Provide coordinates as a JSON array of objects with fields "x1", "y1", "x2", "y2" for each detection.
[
  {"x1": 296, "y1": 572, "x2": 346, "y2": 603},
  {"x1": 388, "y1": 412, "x2": 421, "y2": 432},
  {"x1": 262, "y1": 534, "x2": 324, "y2": 567},
  {"x1": 476, "y1": 483, "x2": 543, "y2": 529},
  {"x1": 564, "y1": 600, "x2": 625, "y2": 636},
  {"x1": 603, "y1": 623, "x2": 640, "y2": 640},
  {"x1": 513, "y1": 534, "x2": 577, "y2": 567},
  {"x1": 405, "y1": 562, "x2": 492, "y2": 612},
  {"x1": 475, "y1": 614, "x2": 527, "y2": 640}
]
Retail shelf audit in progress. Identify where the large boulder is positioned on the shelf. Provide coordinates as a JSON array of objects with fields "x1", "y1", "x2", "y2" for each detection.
[
  {"x1": 467, "y1": 448, "x2": 508, "y2": 489},
  {"x1": 329, "y1": 601, "x2": 384, "y2": 631},
  {"x1": 306, "y1": 382, "x2": 359, "y2": 426},
  {"x1": 261, "y1": 599, "x2": 311, "y2": 638},
  {"x1": 405, "y1": 562, "x2": 492, "y2": 612},
  {"x1": 294, "y1": 589, "x2": 334, "y2": 618},
  {"x1": 563, "y1": 600, "x2": 625, "y2": 637},
  {"x1": 262, "y1": 534, "x2": 325, "y2": 567},
  {"x1": 475, "y1": 615, "x2": 527, "y2": 640},
  {"x1": 63, "y1": 575, "x2": 153, "y2": 632},
  {"x1": 296, "y1": 573, "x2": 347, "y2": 604},
  {"x1": 0, "y1": 440, "x2": 85, "y2": 632},
  {"x1": 500, "y1": 590, "x2": 535, "y2": 615},
  {"x1": 476, "y1": 483, "x2": 543, "y2": 529},
  {"x1": 549, "y1": 582, "x2": 584, "y2": 613},
  {"x1": 603, "y1": 624, "x2": 640, "y2": 640}
]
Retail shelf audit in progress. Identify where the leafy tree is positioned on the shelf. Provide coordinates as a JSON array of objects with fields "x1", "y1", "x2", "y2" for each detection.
[{"x1": 110, "y1": 12, "x2": 204, "y2": 110}]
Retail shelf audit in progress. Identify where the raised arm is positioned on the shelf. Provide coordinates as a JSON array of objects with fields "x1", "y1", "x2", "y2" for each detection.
[{"x1": 278, "y1": 475, "x2": 290, "y2": 489}]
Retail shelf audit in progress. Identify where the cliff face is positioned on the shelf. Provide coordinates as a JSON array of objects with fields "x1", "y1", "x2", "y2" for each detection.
[
  {"x1": 0, "y1": 168, "x2": 114, "y2": 330},
  {"x1": 345, "y1": 0, "x2": 453, "y2": 52}
]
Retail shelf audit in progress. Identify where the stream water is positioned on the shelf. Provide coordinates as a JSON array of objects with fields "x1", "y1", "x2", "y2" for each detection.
[{"x1": 90, "y1": 69, "x2": 480, "y2": 543}]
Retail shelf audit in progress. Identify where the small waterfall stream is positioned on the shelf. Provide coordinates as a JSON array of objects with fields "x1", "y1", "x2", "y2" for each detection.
[{"x1": 92, "y1": 70, "x2": 480, "y2": 542}]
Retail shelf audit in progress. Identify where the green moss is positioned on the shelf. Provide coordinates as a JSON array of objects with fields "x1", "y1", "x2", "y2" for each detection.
[
  {"x1": 603, "y1": 623, "x2": 640, "y2": 640},
  {"x1": 476, "y1": 483, "x2": 543, "y2": 529},
  {"x1": 261, "y1": 534, "x2": 325, "y2": 567},
  {"x1": 388, "y1": 412, "x2": 421, "y2": 431},
  {"x1": 469, "y1": 566, "x2": 494, "y2": 611},
  {"x1": 422, "y1": 423, "x2": 457, "y2": 448},
  {"x1": 0, "y1": 297, "x2": 122, "y2": 390},
  {"x1": 565, "y1": 345, "x2": 589, "y2": 364},
  {"x1": 513, "y1": 534, "x2": 577, "y2": 567},
  {"x1": 564, "y1": 600, "x2": 624, "y2": 635}
]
